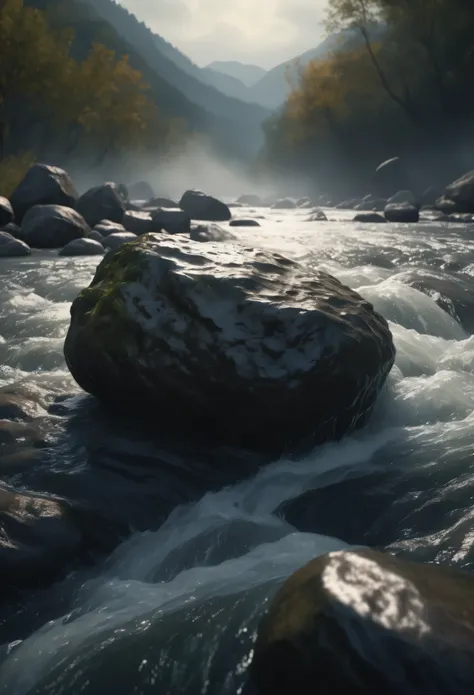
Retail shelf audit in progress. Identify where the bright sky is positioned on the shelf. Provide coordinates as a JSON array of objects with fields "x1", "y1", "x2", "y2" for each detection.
[{"x1": 120, "y1": 0, "x2": 328, "y2": 69}]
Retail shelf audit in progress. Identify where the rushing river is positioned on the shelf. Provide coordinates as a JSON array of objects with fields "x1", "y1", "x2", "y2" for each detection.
[{"x1": 1, "y1": 206, "x2": 474, "y2": 693}]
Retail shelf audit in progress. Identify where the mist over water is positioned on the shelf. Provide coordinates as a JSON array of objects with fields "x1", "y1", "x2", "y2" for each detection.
[{"x1": 2, "y1": 200, "x2": 474, "y2": 693}]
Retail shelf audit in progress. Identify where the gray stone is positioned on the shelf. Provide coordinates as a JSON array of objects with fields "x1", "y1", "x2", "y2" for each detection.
[
  {"x1": 64, "y1": 234, "x2": 395, "y2": 454},
  {"x1": 59, "y1": 238, "x2": 105, "y2": 256},
  {"x1": 88, "y1": 230, "x2": 105, "y2": 243},
  {"x1": 123, "y1": 210, "x2": 158, "y2": 236},
  {"x1": 190, "y1": 223, "x2": 236, "y2": 242},
  {"x1": 306, "y1": 209, "x2": 328, "y2": 221},
  {"x1": 102, "y1": 232, "x2": 138, "y2": 251},
  {"x1": 384, "y1": 202, "x2": 420, "y2": 223},
  {"x1": 10, "y1": 163, "x2": 77, "y2": 222},
  {"x1": 0, "y1": 232, "x2": 31, "y2": 257},
  {"x1": 93, "y1": 220, "x2": 126, "y2": 237},
  {"x1": 146, "y1": 196, "x2": 178, "y2": 208},
  {"x1": 22, "y1": 204, "x2": 90, "y2": 248},
  {"x1": 151, "y1": 208, "x2": 191, "y2": 234},
  {"x1": 0, "y1": 196, "x2": 14, "y2": 226},
  {"x1": 353, "y1": 212, "x2": 387, "y2": 223}
]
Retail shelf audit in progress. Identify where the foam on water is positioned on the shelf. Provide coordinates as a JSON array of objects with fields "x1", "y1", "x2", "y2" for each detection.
[{"x1": 1, "y1": 212, "x2": 474, "y2": 693}]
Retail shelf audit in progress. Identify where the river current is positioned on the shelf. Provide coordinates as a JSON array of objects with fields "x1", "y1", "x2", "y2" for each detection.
[{"x1": 1, "y1": 206, "x2": 474, "y2": 693}]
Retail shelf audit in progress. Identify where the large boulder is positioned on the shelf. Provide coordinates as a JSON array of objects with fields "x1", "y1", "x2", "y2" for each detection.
[
  {"x1": 123, "y1": 210, "x2": 158, "y2": 236},
  {"x1": 444, "y1": 171, "x2": 474, "y2": 213},
  {"x1": 21, "y1": 204, "x2": 90, "y2": 248},
  {"x1": 179, "y1": 190, "x2": 231, "y2": 221},
  {"x1": 0, "y1": 197, "x2": 14, "y2": 226},
  {"x1": 252, "y1": 549, "x2": 474, "y2": 695},
  {"x1": 9, "y1": 164, "x2": 78, "y2": 223},
  {"x1": 0, "y1": 232, "x2": 30, "y2": 257},
  {"x1": 76, "y1": 183, "x2": 126, "y2": 228},
  {"x1": 59, "y1": 238, "x2": 105, "y2": 257},
  {"x1": 93, "y1": 220, "x2": 126, "y2": 237},
  {"x1": 64, "y1": 235, "x2": 395, "y2": 454}
]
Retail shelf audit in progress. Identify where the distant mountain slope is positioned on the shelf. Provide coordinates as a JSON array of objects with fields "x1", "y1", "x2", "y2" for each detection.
[
  {"x1": 25, "y1": 0, "x2": 269, "y2": 159},
  {"x1": 89, "y1": 0, "x2": 269, "y2": 128},
  {"x1": 206, "y1": 61, "x2": 267, "y2": 87},
  {"x1": 249, "y1": 28, "x2": 384, "y2": 108}
]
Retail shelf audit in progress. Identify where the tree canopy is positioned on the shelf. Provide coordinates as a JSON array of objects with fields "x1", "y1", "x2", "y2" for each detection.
[{"x1": 263, "y1": 0, "x2": 474, "y2": 197}]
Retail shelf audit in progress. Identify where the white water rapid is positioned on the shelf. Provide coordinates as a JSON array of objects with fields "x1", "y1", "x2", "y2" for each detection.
[{"x1": 1, "y1": 207, "x2": 474, "y2": 693}]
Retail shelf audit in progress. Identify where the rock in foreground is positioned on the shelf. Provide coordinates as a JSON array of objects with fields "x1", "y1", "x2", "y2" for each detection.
[
  {"x1": 65, "y1": 235, "x2": 394, "y2": 453},
  {"x1": 252, "y1": 549, "x2": 474, "y2": 695}
]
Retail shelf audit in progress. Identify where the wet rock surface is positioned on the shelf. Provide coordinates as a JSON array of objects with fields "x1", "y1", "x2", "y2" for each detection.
[
  {"x1": 21, "y1": 205, "x2": 90, "y2": 248},
  {"x1": 252, "y1": 548, "x2": 474, "y2": 695},
  {"x1": 64, "y1": 234, "x2": 395, "y2": 454},
  {"x1": 10, "y1": 164, "x2": 78, "y2": 223}
]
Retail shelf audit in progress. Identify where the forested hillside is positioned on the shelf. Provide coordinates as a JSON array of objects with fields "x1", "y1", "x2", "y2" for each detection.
[{"x1": 263, "y1": 0, "x2": 474, "y2": 198}]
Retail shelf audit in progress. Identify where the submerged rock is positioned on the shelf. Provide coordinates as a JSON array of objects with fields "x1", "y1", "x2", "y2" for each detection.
[
  {"x1": 252, "y1": 548, "x2": 474, "y2": 695},
  {"x1": 102, "y1": 231, "x2": 137, "y2": 250},
  {"x1": 0, "y1": 232, "x2": 30, "y2": 257},
  {"x1": 229, "y1": 219, "x2": 261, "y2": 227},
  {"x1": 10, "y1": 164, "x2": 78, "y2": 222},
  {"x1": 0, "y1": 197, "x2": 14, "y2": 227},
  {"x1": 64, "y1": 234, "x2": 395, "y2": 454},
  {"x1": 76, "y1": 183, "x2": 126, "y2": 228},
  {"x1": 190, "y1": 223, "x2": 236, "y2": 242},
  {"x1": 59, "y1": 238, "x2": 105, "y2": 256},
  {"x1": 179, "y1": 190, "x2": 231, "y2": 222},
  {"x1": 384, "y1": 202, "x2": 420, "y2": 223},
  {"x1": 353, "y1": 212, "x2": 386, "y2": 223},
  {"x1": 22, "y1": 204, "x2": 90, "y2": 248}
]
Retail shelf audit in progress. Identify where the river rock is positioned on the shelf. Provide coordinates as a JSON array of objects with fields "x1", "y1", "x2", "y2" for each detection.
[
  {"x1": 252, "y1": 548, "x2": 474, "y2": 695},
  {"x1": 0, "y1": 232, "x2": 31, "y2": 257},
  {"x1": 150, "y1": 208, "x2": 191, "y2": 234},
  {"x1": 59, "y1": 238, "x2": 105, "y2": 256},
  {"x1": 237, "y1": 194, "x2": 263, "y2": 206},
  {"x1": 10, "y1": 164, "x2": 78, "y2": 223},
  {"x1": 384, "y1": 202, "x2": 420, "y2": 223},
  {"x1": 88, "y1": 230, "x2": 105, "y2": 243},
  {"x1": 445, "y1": 171, "x2": 474, "y2": 213},
  {"x1": 93, "y1": 220, "x2": 126, "y2": 237},
  {"x1": 435, "y1": 196, "x2": 459, "y2": 213},
  {"x1": 76, "y1": 183, "x2": 126, "y2": 228},
  {"x1": 354, "y1": 212, "x2": 386, "y2": 223},
  {"x1": 123, "y1": 210, "x2": 158, "y2": 236},
  {"x1": 21, "y1": 204, "x2": 90, "y2": 248},
  {"x1": 0, "y1": 196, "x2": 14, "y2": 226},
  {"x1": 229, "y1": 219, "x2": 261, "y2": 227},
  {"x1": 307, "y1": 209, "x2": 328, "y2": 221},
  {"x1": 271, "y1": 198, "x2": 297, "y2": 210},
  {"x1": 128, "y1": 181, "x2": 154, "y2": 201},
  {"x1": 179, "y1": 190, "x2": 231, "y2": 222},
  {"x1": 190, "y1": 223, "x2": 236, "y2": 242},
  {"x1": 1, "y1": 222, "x2": 24, "y2": 240},
  {"x1": 64, "y1": 234, "x2": 395, "y2": 454},
  {"x1": 102, "y1": 232, "x2": 137, "y2": 250}
]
